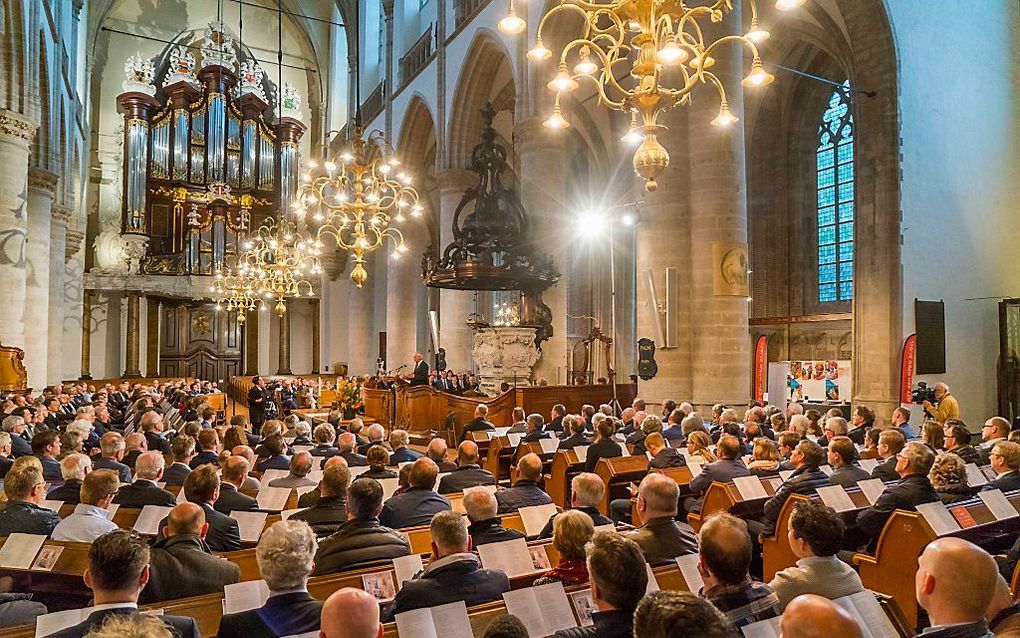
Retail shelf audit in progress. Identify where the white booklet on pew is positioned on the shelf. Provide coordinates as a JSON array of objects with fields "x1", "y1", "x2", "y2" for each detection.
[
  {"x1": 518, "y1": 503, "x2": 558, "y2": 538},
  {"x1": 740, "y1": 616, "x2": 782, "y2": 638},
  {"x1": 223, "y1": 579, "x2": 270, "y2": 614},
  {"x1": 392, "y1": 553, "x2": 424, "y2": 586},
  {"x1": 507, "y1": 433, "x2": 524, "y2": 447},
  {"x1": 856, "y1": 478, "x2": 887, "y2": 505},
  {"x1": 573, "y1": 446, "x2": 589, "y2": 463},
  {"x1": 916, "y1": 501, "x2": 961, "y2": 535},
  {"x1": 477, "y1": 537, "x2": 541, "y2": 578},
  {"x1": 394, "y1": 600, "x2": 472, "y2": 638},
  {"x1": 965, "y1": 463, "x2": 989, "y2": 487},
  {"x1": 816, "y1": 485, "x2": 857, "y2": 513},
  {"x1": 833, "y1": 590, "x2": 900, "y2": 638},
  {"x1": 858, "y1": 458, "x2": 880, "y2": 473},
  {"x1": 105, "y1": 504, "x2": 120, "y2": 520},
  {"x1": 39, "y1": 500, "x2": 64, "y2": 512},
  {"x1": 539, "y1": 438, "x2": 560, "y2": 454},
  {"x1": 503, "y1": 582, "x2": 577, "y2": 638},
  {"x1": 978, "y1": 488, "x2": 1020, "y2": 521},
  {"x1": 256, "y1": 486, "x2": 291, "y2": 511},
  {"x1": 231, "y1": 511, "x2": 269, "y2": 542},
  {"x1": 0, "y1": 533, "x2": 46, "y2": 569},
  {"x1": 280, "y1": 508, "x2": 307, "y2": 521},
  {"x1": 732, "y1": 475, "x2": 769, "y2": 500},
  {"x1": 133, "y1": 505, "x2": 172, "y2": 535},
  {"x1": 618, "y1": 442, "x2": 631, "y2": 457},
  {"x1": 676, "y1": 553, "x2": 704, "y2": 593},
  {"x1": 35, "y1": 607, "x2": 93, "y2": 638},
  {"x1": 645, "y1": 563, "x2": 660, "y2": 594},
  {"x1": 687, "y1": 460, "x2": 703, "y2": 478},
  {"x1": 378, "y1": 477, "x2": 400, "y2": 501}
]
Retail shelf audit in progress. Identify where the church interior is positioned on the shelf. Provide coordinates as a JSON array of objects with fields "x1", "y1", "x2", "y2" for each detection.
[{"x1": 0, "y1": 0, "x2": 1016, "y2": 637}]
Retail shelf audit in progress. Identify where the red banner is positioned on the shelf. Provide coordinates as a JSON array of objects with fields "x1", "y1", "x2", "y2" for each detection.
[
  {"x1": 900, "y1": 334, "x2": 917, "y2": 404},
  {"x1": 753, "y1": 335, "x2": 767, "y2": 403}
]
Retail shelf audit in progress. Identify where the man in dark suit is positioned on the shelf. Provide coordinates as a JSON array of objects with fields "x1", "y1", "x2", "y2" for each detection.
[
  {"x1": 162, "y1": 464, "x2": 241, "y2": 553},
  {"x1": 255, "y1": 435, "x2": 291, "y2": 473},
  {"x1": 216, "y1": 520, "x2": 323, "y2": 638},
  {"x1": 0, "y1": 456, "x2": 62, "y2": 536},
  {"x1": 3, "y1": 415, "x2": 32, "y2": 458},
  {"x1": 337, "y1": 432, "x2": 368, "y2": 467},
  {"x1": 114, "y1": 451, "x2": 177, "y2": 508},
  {"x1": 827, "y1": 436, "x2": 871, "y2": 488},
  {"x1": 982, "y1": 441, "x2": 1020, "y2": 493},
  {"x1": 464, "y1": 489, "x2": 524, "y2": 547},
  {"x1": 379, "y1": 458, "x2": 452, "y2": 528},
  {"x1": 557, "y1": 415, "x2": 591, "y2": 449},
  {"x1": 847, "y1": 405, "x2": 875, "y2": 446},
  {"x1": 31, "y1": 430, "x2": 63, "y2": 481},
  {"x1": 870, "y1": 428, "x2": 906, "y2": 483},
  {"x1": 162, "y1": 435, "x2": 195, "y2": 486},
  {"x1": 547, "y1": 404, "x2": 567, "y2": 434},
  {"x1": 647, "y1": 433, "x2": 686, "y2": 469},
  {"x1": 538, "y1": 473, "x2": 614, "y2": 539},
  {"x1": 382, "y1": 510, "x2": 510, "y2": 621},
  {"x1": 522, "y1": 413, "x2": 551, "y2": 443},
  {"x1": 189, "y1": 429, "x2": 220, "y2": 469},
  {"x1": 45, "y1": 529, "x2": 200, "y2": 638},
  {"x1": 853, "y1": 441, "x2": 939, "y2": 550},
  {"x1": 495, "y1": 453, "x2": 553, "y2": 514},
  {"x1": 310, "y1": 424, "x2": 340, "y2": 461},
  {"x1": 214, "y1": 456, "x2": 258, "y2": 515},
  {"x1": 556, "y1": 532, "x2": 649, "y2": 638},
  {"x1": 751, "y1": 440, "x2": 831, "y2": 537},
  {"x1": 247, "y1": 376, "x2": 268, "y2": 430},
  {"x1": 409, "y1": 352, "x2": 429, "y2": 386},
  {"x1": 683, "y1": 434, "x2": 751, "y2": 515},
  {"x1": 387, "y1": 429, "x2": 423, "y2": 465},
  {"x1": 460, "y1": 404, "x2": 496, "y2": 440},
  {"x1": 424, "y1": 437, "x2": 457, "y2": 472},
  {"x1": 626, "y1": 473, "x2": 697, "y2": 565},
  {"x1": 438, "y1": 440, "x2": 495, "y2": 494},
  {"x1": 291, "y1": 464, "x2": 350, "y2": 538},
  {"x1": 584, "y1": 419, "x2": 624, "y2": 473},
  {"x1": 94, "y1": 432, "x2": 133, "y2": 483},
  {"x1": 142, "y1": 502, "x2": 241, "y2": 604},
  {"x1": 139, "y1": 411, "x2": 172, "y2": 455},
  {"x1": 46, "y1": 454, "x2": 89, "y2": 505}
]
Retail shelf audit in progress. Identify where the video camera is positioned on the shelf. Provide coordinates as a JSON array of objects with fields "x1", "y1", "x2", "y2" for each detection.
[{"x1": 911, "y1": 381, "x2": 937, "y2": 405}]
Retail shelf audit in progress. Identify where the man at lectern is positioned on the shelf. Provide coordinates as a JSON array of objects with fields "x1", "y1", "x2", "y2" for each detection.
[{"x1": 409, "y1": 353, "x2": 429, "y2": 386}]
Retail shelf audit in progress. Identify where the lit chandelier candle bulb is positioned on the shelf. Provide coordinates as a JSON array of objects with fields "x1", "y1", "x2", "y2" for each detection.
[{"x1": 498, "y1": 0, "x2": 526, "y2": 35}]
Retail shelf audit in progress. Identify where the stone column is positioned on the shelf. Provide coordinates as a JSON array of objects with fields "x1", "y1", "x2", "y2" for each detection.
[
  {"x1": 278, "y1": 309, "x2": 292, "y2": 374},
  {"x1": 310, "y1": 298, "x2": 320, "y2": 374},
  {"x1": 48, "y1": 206, "x2": 70, "y2": 384},
  {"x1": 687, "y1": 21, "x2": 751, "y2": 407},
  {"x1": 385, "y1": 237, "x2": 419, "y2": 371},
  {"x1": 80, "y1": 292, "x2": 92, "y2": 380},
  {"x1": 62, "y1": 228, "x2": 86, "y2": 382},
  {"x1": 516, "y1": 118, "x2": 568, "y2": 385},
  {"x1": 25, "y1": 168, "x2": 57, "y2": 388},
  {"x1": 635, "y1": 108, "x2": 693, "y2": 402},
  {"x1": 123, "y1": 293, "x2": 141, "y2": 377},
  {"x1": 244, "y1": 310, "x2": 259, "y2": 375},
  {"x1": 0, "y1": 110, "x2": 38, "y2": 348},
  {"x1": 436, "y1": 168, "x2": 477, "y2": 371},
  {"x1": 146, "y1": 297, "x2": 159, "y2": 376}
]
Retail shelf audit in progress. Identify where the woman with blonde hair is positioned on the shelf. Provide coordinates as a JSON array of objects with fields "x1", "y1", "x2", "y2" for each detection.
[
  {"x1": 747, "y1": 438, "x2": 782, "y2": 474},
  {"x1": 921, "y1": 420, "x2": 945, "y2": 452},
  {"x1": 686, "y1": 430, "x2": 717, "y2": 463}
]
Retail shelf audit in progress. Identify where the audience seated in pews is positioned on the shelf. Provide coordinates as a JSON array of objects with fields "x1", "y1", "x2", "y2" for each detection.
[
  {"x1": 313, "y1": 476, "x2": 410, "y2": 574},
  {"x1": 465, "y1": 489, "x2": 524, "y2": 546},
  {"x1": 538, "y1": 473, "x2": 613, "y2": 539},
  {"x1": 546, "y1": 404, "x2": 567, "y2": 434},
  {"x1": 686, "y1": 430, "x2": 717, "y2": 464},
  {"x1": 632, "y1": 590, "x2": 737, "y2": 638},
  {"x1": 698, "y1": 512, "x2": 781, "y2": 628},
  {"x1": 747, "y1": 438, "x2": 782, "y2": 474},
  {"x1": 497, "y1": 452, "x2": 553, "y2": 514},
  {"x1": 915, "y1": 538, "x2": 998, "y2": 638},
  {"x1": 538, "y1": 509, "x2": 592, "y2": 586},
  {"x1": 461, "y1": 404, "x2": 497, "y2": 440},
  {"x1": 660, "y1": 409, "x2": 685, "y2": 442},
  {"x1": 767, "y1": 499, "x2": 864, "y2": 609},
  {"x1": 318, "y1": 588, "x2": 383, "y2": 638},
  {"x1": 216, "y1": 520, "x2": 322, "y2": 638},
  {"x1": 298, "y1": 456, "x2": 347, "y2": 508},
  {"x1": 979, "y1": 417, "x2": 1011, "y2": 466},
  {"x1": 929, "y1": 453, "x2": 973, "y2": 505},
  {"x1": 584, "y1": 418, "x2": 623, "y2": 473},
  {"x1": 93, "y1": 433, "x2": 132, "y2": 483},
  {"x1": 750, "y1": 440, "x2": 831, "y2": 538},
  {"x1": 310, "y1": 424, "x2": 340, "y2": 460},
  {"x1": 0, "y1": 432, "x2": 13, "y2": 479},
  {"x1": 268, "y1": 451, "x2": 317, "y2": 488},
  {"x1": 121, "y1": 433, "x2": 147, "y2": 471},
  {"x1": 388, "y1": 429, "x2": 422, "y2": 465},
  {"x1": 779, "y1": 594, "x2": 863, "y2": 638},
  {"x1": 47, "y1": 530, "x2": 200, "y2": 638},
  {"x1": 290, "y1": 463, "x2": 350, "y2": 537},
  {"x1": 356, "y1": 423, "x2": 385, "y2": 455},
  {"x1": 558, "y1": 415, "x2": 592, "y2": 449},
  {"x1": 362, "y1": 445, "x2": 397, "y2": 480},
  {"x1": 114, "y1": 451, "x2": 176, "y2": 508},
  {"x1": 382, "y1": 510, "x2": 510, "y2": 621},
  {"x1": 0, "y1": 456, "x2": 61, "y2": 535},
  {"x1": 891, "y1": 406, "x2": 918, "y2": 440},
  {"x1": 51, "y1": 469, "x2": 120, "y2": 542},
  {"x1": 852, "y1": 441, "x2": 938, "y2": 550},
  {"x1": 159, "y1": 464, "x2": 240, "y2": 552},
  {"x1": 141, "y1": 502, "x2": 241, "y2": 603},
  {"x1": 647, "y1": 432, "x2": 685, "y2": 469},
  {"x1": 683, "y1": 434, "x2": 750, "y2": 516},
  {"x1": 507, "y1": 407, "x2": 528, "y2": 435},
  {"x1": 984, "y1": 441, "x2": 1020, "y2": 492},
  {"x1": 871, "y1": 428, "x2": 907, "y2": 483},
  {"x1": 625, "y1": 473, "x2": 697, "y2": 565},
  {"x1": 189, "y1": 429, "x2": 220, "y2": 469},
  {"x1": 48, "y1": 453, "x2": 91, "y2": 504},
  {"x1": 380, "y1": 458, "x2": 451, "y2": 528},
  {"x1": 439, "y1": 440, "x2": 495, "y2": 494},
  {"x1": 4, "y1": 415, "x2": 32, "y2": 458},
  {"x1": 140, "y1": 411, "x2": 171, "y2": 455}
]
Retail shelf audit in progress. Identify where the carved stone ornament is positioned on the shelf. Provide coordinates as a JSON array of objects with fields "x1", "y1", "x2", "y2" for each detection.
[
  {"x1": 121, "y1": 234, "x2": 150, "y2": 275},
  {"x1": 27, "y1": 168, "x2": 59, "y2": 195},
  {"x1": 276, "y1": 83, "x2": 302, "y2": 120},
  {"x1": 471, "y1": 325, "x2": 541, "y2": 395},
  {"x1": 122, "y1": 53, "x2": 156, "y2": 96},
  {"x1": 235, "y1": 59, "x2": 267, "y2": 102},
  {"x1": 163, "y1": 45, "x2": 199, "y2": 88},
  {"x1": 0, "y1": 110, "x2": 39, "y2": 145},
  {"x1": 92, "y1": 216, "x2": 131, "y2": 274},
  {"x1": 200, "y1": 22, "x2": 238, "y2": 72}
]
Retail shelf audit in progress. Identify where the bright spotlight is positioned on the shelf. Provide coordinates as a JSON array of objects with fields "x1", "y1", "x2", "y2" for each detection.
[
  {"x1": 621, "y1": 213, "x2": 637, "y2": 227},
  {"x1": 576, "y1": 210, "x2": 607, "y2": 237}
]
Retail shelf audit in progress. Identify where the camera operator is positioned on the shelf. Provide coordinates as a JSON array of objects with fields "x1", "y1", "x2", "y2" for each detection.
[{"x1": 921, "y1": 382, "x2": 960, "y2": 424}]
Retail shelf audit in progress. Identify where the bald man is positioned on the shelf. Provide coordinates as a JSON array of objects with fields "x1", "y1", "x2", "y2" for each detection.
[
  {"x1": 142, "y1": 503, "x2": 240, "y2": 603},
  {"x1": 319, "y1": 588, "x2": 382, "y2": 638},
  {"x1": 626, "y1": 472, "x2": 697, "y2": 565},
  {"x1": 779, "y1": 594, "x2": 862, "y2": 638},
  {"x1": 214, "y1": 456, "x2": 258, "y2": 514},
  {"x1": 437, "y1": 440, "x2": 495, "y2": 494},
  {"x1": 496, "y1": 452, "x2": 553, "y2": 514},
  {"x1": 915, "y1": 538, "x2": 998, "y2": 637}
]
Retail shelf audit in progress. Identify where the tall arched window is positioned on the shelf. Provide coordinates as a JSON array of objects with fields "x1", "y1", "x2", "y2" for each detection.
[{"x1": 816, "y1": 80, "x2": 855, "y2": 303}]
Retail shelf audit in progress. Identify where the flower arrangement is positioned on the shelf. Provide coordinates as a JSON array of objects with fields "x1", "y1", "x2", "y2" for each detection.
[{"x1": 335, "y1": 378, "x2": 364, "y2": 416}]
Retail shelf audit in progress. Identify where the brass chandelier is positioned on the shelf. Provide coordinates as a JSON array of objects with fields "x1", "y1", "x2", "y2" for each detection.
[
  {"x1": 504, "y1": 0, "x2": 806, "y2": 191},
  {"x1": 296, "y1": 127, "x2": 422, "y2": 288}
]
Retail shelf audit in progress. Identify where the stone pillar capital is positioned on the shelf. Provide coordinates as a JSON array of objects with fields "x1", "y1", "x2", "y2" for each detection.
[
  {"x1": 51, "y1": 205, "x2": 73, "y2": 227},
  {"x1": 436, "y1": 168, "x2": 476, "y2": 192},
  {"x1": 65, "y1": 229, "x2": 85, "y2": 261},
  {"x1": 27, "y1": 168, "x2": 59, "y2": 196},
  {"x1": 0, "y1": 110, "x2": 38, "y2": 148}
]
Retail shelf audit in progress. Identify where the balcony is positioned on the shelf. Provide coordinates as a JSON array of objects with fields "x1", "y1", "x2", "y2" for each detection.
[{"x1": 398, "y1": 25, "x2": 436, "y2": 92}]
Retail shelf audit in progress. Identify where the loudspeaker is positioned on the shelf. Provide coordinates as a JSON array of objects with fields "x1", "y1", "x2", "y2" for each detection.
[{"x1": 915, "y1": 299, "x2": 946, "y2": 374}]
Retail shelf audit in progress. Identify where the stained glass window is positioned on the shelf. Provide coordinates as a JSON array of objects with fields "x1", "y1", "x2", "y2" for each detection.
[{"x1": 816, "y1": 80, "x2": 855, "y2": 303}]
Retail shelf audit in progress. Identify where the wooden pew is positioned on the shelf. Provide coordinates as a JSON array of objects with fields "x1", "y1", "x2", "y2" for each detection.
[
  {"x1": 509, "y1": 442, "x2": 557, "y2": 484},
  {"x1": 593, "y1": 456, "x2": 649, "y2": 515},
  {"x1": 482, "y1": 435, "x2": 515, "y2": 481},
  {"x1": 631, "y1": 466, "x2": 694, "y2": 526},
  {"x1": 686, "y1": 475, "x2": 784, "y2": 533},
  {"x1": 546, "y1": 449, "x2": 584, "y2": 508}
]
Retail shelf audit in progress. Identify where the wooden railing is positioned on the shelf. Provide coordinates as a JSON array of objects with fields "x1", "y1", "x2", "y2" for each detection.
[
  {"x1": 398, "y1": 26, "x2": 435, "y2": 89},
  {"x1": 454, "y1": 0, "x2": 489, "y2": 28},
  {"x1": 362, "y1": 82, "x2": 385, "y2": 125}
]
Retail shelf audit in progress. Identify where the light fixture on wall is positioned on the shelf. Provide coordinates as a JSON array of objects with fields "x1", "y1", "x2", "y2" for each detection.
[{"x1": 507, "y1": 0, "x2": 804, "y2": 191}]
